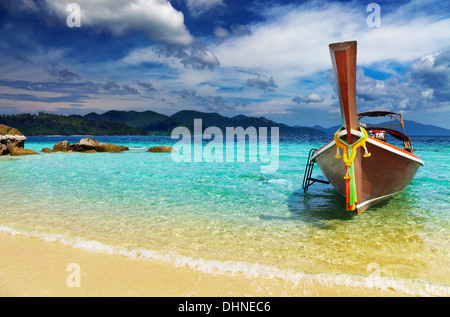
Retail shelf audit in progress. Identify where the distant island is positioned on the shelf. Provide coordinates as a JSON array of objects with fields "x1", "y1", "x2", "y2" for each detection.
[
  {"x1": 308, "y1": 121, "x2": 450, "y2": 137},
  {"x1": 0, "y1": 110, "x2": 449, "y2": 136},
  {"x1": 0, "y1": 110, "x2": 326, "y2": 136}
]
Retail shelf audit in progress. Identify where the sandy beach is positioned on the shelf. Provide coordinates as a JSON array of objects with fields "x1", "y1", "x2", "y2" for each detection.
[{"x1": 0, "y1": 232, "x2": 406, "y2": 297}]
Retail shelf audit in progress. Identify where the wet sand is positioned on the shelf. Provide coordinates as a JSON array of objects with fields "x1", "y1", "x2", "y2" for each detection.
[{"x1": 0, "y1": 233, "x2": 405, "y2": 297}]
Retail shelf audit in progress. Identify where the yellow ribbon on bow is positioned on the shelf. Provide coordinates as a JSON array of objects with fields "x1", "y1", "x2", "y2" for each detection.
[
  {"x1": 333, "y1": 126, "x2": 371, "y2": 211},
  {"x1": 334, "y1": 126, "x2": 371, "y2": 168}
]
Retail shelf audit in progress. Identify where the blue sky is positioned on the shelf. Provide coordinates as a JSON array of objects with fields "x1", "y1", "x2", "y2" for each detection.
[{"x1": 0, "y1": 0, "x2": 449, "y2": 128}]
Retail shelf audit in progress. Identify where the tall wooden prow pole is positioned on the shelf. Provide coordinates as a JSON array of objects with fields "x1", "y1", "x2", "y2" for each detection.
[
  {"x1": 329, "y1": 41, "x2": 359, "y2": 143},
  {"x1": 329, "y1": 40, "x2": 363, "y2": 214}
]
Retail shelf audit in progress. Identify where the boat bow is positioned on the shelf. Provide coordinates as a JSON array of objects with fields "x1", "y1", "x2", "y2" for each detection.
[{"x1": 309, "y1": 41, "x2": 424, "y2": 214}]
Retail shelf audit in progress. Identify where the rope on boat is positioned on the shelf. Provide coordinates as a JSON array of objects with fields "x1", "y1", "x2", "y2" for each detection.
[{"x1": 334, "y1": 126, "x2": 371, "y2": 211}]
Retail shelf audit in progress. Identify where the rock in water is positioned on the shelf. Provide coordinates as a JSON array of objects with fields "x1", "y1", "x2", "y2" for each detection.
[
  {"x1": 61, "y1": 137, "x2": 129, "y2": 153},
  {"x1": 68, "y1": 143, "x2": 95, "y2": 152},
  {"x1": 68, "y1": 137, "x2": 100, "y2": 152},
  {"x1": 79, "y1": 137, "x2": 100, "y2": 147},
  {"x1": 0, "y1": 124, "x2": 23, "y2": 137},
  {"x1": 53, "y1": 140, "x2": 70, "y2": 151},
  {"x1": 97, "y1": 143, "x2": 128, "y2": 153},
  {"x1": 10, "y1": 147, "x2": 38, "y2": 156},
  {"x1": 148, "y1": 145, "x2": 175, "y2": 153},
  {"x1": 0, "y1": 123, "x2": 37, "y2": 156}
]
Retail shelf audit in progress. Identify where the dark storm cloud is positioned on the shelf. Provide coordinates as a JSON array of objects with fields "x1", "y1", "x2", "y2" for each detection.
[
  {"x1": 154, "y1": 42, "x2": 220, "y2": 70},
  {"x1": 46, "y1": 63, "x2": 81, "y2": 82},
  {"x1": 352, "y1": 50, "x2": 450, "y2": 114},
  {"x1": 246, "y1": 74, "x2": 278, "y2": 92},
  {"x1": 138, "y1": 82, "x2": 157, "y2": 94}
]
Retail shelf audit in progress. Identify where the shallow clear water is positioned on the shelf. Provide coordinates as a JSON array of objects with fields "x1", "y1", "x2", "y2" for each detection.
[{"x1": 0, "y1": 135, "x2": 449, "y2": 296}]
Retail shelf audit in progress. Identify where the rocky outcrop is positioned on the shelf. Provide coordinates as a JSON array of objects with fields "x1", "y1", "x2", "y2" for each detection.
[
  {"x1": 80, "y1": 137, "x2": 100, "y2": 147},
  {"x1": 0, "y1": 124, "x2": 37, "y2": 156},
  {"x1": 96, "y1": 143, "x2": 128, "y2": 153},
  {"x1": 53, "y1": 140, "x2": 70, "y2": 151},
  {"x1": 10, "y1": 147, "x2": 39, "y2": 156},
  {"x1": 52, "y1": 138, "x2": 129, "y2": 153},
  {"x1": 148, "y1": 145, "x2": 175, "y2": 153}
]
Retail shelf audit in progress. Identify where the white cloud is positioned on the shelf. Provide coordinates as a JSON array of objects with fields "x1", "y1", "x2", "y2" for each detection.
[
  {"x1": 2, "y1": 0, "x2": 449, "y2": 128},
  {"x1": 121, "y1": 43, "x2": 219, "y2": 70},
  {"x1": 0, "y1": 0, "x2": 39, "y2": 12},
  {"x1": 293, "y1": 93, "x2": 325, "y2": 104},
  {"x1": 214, "y1": 1, "x2": 450, "y2": 86},
  {"x1": 421, "y1": 88, "x2": 433, "y2": 99},
  {"x1": 181, "y1": 43, "x2": 220, "y2": 69},
  {"x1": 122, "y1": 46, "x2": 179, "y2": 66},
  {"x1": 214, "y1": 2, "x2": 362, "y2": 83},
  {"x1": 214, "y1": 24, "x2": 251, "y2": 39},
  {"x1": 214, "y1": 27, "x2": 230, "y2": 39},
  {"x1": 185, "y1": 0, "x2": 225, "y2": 16},
  {"x1": 355, "y1": 49, "x2": 450, "y2": 117},
  {"x1": 205, "y1": 0, "x2": 450, "y2": 127},
  {"x1": 45, "y1": 0, "x2": 194, "y2": 46}
]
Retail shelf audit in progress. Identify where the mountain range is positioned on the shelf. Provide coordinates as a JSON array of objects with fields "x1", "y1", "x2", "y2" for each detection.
[
  {"x1": 310, "y1": 120, "x2": 450, "y2": 136},
  {"x1": 0, "y1": 110, "x2": 326, "y2": 136},
  {"x1": 70, "y1": 110, "x2": 327, "y2": 136},
  {"x1": 1, "y1": 109, "x2": 449, "y2": 136}
]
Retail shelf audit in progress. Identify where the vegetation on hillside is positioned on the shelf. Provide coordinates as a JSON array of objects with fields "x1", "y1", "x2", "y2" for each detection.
[
  {"x1": 0, "y1": 110, "x2": 328, "y2": 136},
  {"x1": 0, "y1": 113, "x2": 148, "y2": 136}
]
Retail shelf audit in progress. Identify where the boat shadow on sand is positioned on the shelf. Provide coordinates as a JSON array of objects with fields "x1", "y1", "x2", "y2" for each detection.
[
  {"x1": 261, "y1": 185, "x2": 359, "y2": 229},
  {"x1": 267, "y1": 185, "x2": 400, "y2": 229}
]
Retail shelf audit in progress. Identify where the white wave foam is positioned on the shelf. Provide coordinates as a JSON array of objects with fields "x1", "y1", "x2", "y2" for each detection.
[
  {"x1": 1, "y1": 225, "x2": 448, "y2": 297},
  {"x1": 129, "y1": 147, "x2": 148, "y2": 150}
]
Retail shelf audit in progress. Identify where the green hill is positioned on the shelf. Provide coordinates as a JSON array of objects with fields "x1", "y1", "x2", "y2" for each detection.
[
  {"x1": 0, "y1": 110, "x2": 328, "y2": 136},
  {"x1": 0, "y1": 113, "x2": 147, "y2": 136},
  {"x1": 78, "y1": 110, "x2": 179, "y2": 133},
  {"x1": 76, "y1": 109, "x2": 326, "y2": 136},
  {"x1": 170, "y1": 110, "x2": 326, "y2": 135}
]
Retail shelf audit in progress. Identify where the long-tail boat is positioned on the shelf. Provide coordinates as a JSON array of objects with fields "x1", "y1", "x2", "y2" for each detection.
[{"x1": 304, "y1": 41, "x2": 424, "y2": 214}]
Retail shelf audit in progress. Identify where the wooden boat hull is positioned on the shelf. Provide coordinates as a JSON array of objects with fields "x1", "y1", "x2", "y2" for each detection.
[
  {"x1": 305, "y1": 40, "x2": 425, "y2": 213},
  {"x1": 312, "y1": 136, "x2": 424, "y2": 214}
]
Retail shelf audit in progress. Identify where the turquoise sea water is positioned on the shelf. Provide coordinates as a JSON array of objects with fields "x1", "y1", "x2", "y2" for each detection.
[{"x1": 0, "y1": 135, "x2": 449, "y2": 296}]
